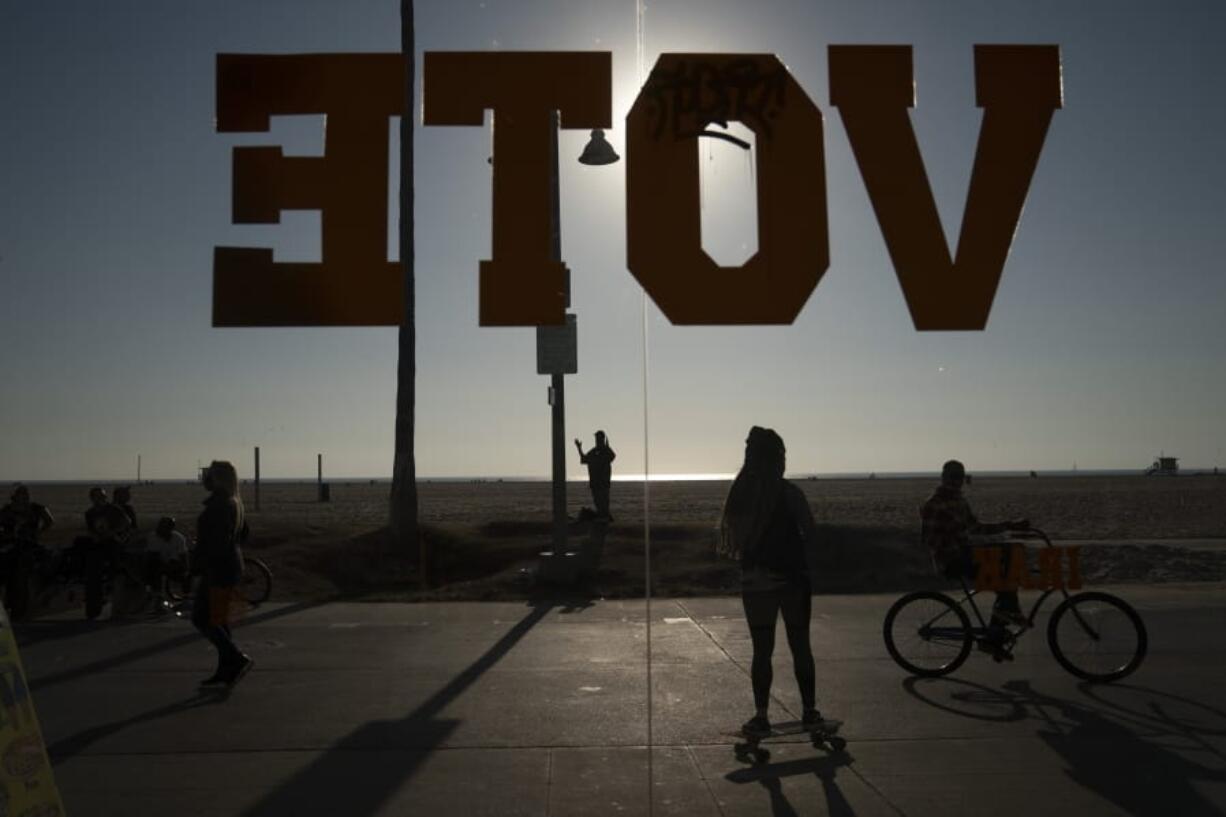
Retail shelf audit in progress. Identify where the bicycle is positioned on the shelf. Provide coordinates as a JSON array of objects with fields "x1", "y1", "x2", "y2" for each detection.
[
  {"x1": 35, "y1": 538, "x2": 170, "y2": 619},
  {"x1": 163, "y1": 555, "x2": 273, "y2": 608},
  {"x1": 883, "y1": 528, "x2": 1147, "y2": 683}
]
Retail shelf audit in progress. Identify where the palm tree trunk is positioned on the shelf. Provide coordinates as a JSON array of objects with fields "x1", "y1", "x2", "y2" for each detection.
[{"x1": 390, "y1": 0, "x2": 418, "y2": 549}]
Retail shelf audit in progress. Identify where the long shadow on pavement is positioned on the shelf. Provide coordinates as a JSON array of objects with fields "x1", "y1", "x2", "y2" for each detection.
[
  {"x1": 236, "y1": 599, "x2": 556, "y2": 816},
  {"x1": 16, "y1": 617, "x2": 141, "y2": 648},
  {"x1": 25, "y1": 600, "x2": 330, "y2": 692},
  {"x1": 904, "y1": 676, "x2": 1226, "y2": 816},
  {"x1": 46, "y1": 688, "x2": 231, "y2": 764},
  {"x1": 726, "y1": 752, "x2": 857, "y2": 817}
]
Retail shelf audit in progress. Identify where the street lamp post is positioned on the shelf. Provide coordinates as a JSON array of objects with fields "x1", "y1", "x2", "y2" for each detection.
[
  {"x1": 537, "y1": 118, "x2": 619, "y2": 554},
  {"x1": 547, "y1": 111, "x2": 568, "y2": 553}
]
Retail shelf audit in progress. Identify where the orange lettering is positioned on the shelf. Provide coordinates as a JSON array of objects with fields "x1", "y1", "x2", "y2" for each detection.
[
  {"x1": 214, "y1": 54, "x2": 406, "y2": 326},
  {"x1": 1038, "y1": 547, "x2": 1063, "y2": 590},
  {"x1": 1065, "y1": 546, "x2": 1083, "y2": 589},
  {"x1": 972, "y1": 546, "x2": 1004, "y2": 592},
  {"x1": 626, "y1": 54, "x2": 828, "y2": 324},
  {"x1": 422, "y1": 52, "x2": 611, "y2": 326},
  {"x1": 829, "y1": 45, "x2": 1062, "y2": 330}
]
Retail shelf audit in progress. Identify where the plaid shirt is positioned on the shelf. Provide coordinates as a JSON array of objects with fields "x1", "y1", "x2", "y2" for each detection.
[{"x1": 920, "y1": 484, "x2": 1008, "y2": 569}]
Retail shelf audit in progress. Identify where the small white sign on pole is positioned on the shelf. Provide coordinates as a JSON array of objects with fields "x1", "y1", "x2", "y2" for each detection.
[{"x1": 536, "y1": 313, "x2": 577, "y2": 375}]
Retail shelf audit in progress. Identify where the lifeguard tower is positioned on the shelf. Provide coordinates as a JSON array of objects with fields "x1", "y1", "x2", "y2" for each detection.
[{"x1": 1145, "y1": 455, "x2": 1179, "y2": 476}]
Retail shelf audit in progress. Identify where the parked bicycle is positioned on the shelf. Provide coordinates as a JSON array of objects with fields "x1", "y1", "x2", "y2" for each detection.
[
  {"x1": 162, "y1": 554, "x2": 273, "y2": 608},
  {"x1": 883, "y1": 528, "x2": 1147, "y2": 683},
  {"x1": 32, "y1": 539, "x2": 149, "y2": 619}
]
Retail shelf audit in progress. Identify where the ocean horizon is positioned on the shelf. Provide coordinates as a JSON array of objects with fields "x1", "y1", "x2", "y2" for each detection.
[{"x1": 10, "y1": 467, "x2": 1222, "y2": 486}]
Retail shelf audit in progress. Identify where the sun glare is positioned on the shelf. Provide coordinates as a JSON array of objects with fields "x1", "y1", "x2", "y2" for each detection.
[{"x1": 611, "y1": 472, "x2": 736, "y2": 482}]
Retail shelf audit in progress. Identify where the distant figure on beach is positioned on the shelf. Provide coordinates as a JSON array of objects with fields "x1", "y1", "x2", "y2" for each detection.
[
  {"x1": 575, "y1": 431, "x2": 616, "y2": 520},
  {"x1": 112, "y1": 485, "x2": 138, "y2": 531},
  {"x1": 84, "y1": 486, "x2": 130, "y2": 544},
  {"x1": 921, "y1": 460, "x2": 1029, "y2": 641},
  {"x1": 77, "y1": 486, "x2": 132, "y2": 619},
  {"x1": 192, "y1": 460, "x2": 253, "y2": 688},
  {"x1": 719, "y1": 426, "x2": 823, "y2": 735},
  {"x1": 0, "y1": 484, "x2": 55, "y2": 618}
]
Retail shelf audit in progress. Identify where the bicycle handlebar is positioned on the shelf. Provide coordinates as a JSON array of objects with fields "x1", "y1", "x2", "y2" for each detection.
[{"x1": 1004, "y1": 527, "x2": 1053, "y2": 547}]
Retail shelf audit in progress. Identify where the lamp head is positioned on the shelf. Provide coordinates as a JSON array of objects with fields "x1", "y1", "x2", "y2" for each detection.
[{"x1": 578, "y1": 129, "x2": 619, "y2": 165}]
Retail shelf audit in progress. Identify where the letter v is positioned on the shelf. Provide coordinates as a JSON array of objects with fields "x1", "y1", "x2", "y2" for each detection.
[{"x1": 830, "y1": 45, "x2": 1062, "y2": 330}]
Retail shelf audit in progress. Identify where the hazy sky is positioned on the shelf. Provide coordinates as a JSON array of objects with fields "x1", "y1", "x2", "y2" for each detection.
[{"x1": 2, "y1": 0, "x2": 1224, "y2": 481}]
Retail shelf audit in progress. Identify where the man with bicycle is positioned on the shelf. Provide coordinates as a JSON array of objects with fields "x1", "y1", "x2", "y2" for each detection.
[{"x1": 922, "y1": 460, "x2": 1029, "y2": 640}]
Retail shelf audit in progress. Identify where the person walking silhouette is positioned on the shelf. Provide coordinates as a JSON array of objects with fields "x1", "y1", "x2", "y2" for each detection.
[{"x1": 192, "y1": 460, "x2": 253, "y2": 688}]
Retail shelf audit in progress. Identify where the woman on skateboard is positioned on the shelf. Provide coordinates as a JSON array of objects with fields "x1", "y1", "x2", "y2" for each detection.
[{"x1": 719, "y1": 427, "x2": 822, "y2": 735}]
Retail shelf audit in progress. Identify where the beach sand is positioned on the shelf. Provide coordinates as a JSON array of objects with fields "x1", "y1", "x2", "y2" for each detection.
[{"x1": 17, "y1": 474, "x2": 1226, "y2": 604}]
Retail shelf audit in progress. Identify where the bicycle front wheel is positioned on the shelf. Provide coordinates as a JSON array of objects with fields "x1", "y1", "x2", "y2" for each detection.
[
  {"x1": 1047, "y1": 591, "x2": 1147, "y2": 682},
  {"x1": 161, "y1": 570, "x2": 192, "y2": 604},
  {"x1": 884, "y1": 591, "x2": 972, "y2": 677},
  {"x1": 240, "y1": 557, "x2": 272, "y2": 606}
]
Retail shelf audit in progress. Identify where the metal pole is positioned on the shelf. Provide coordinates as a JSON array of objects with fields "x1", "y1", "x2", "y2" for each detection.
[
  {"x1": 551, "y1": 372, "x2": 566, "y2": 549},
  {"x1": 254, "y1": 446, "x2": 261, "y2": 512},
  {"x1": 318, "y1": 453, "x2": 323, "y2": 487},
  {"x1": 137, "y1": 454, "x2": 141, "y2": 483},
  {"x1": 549, "y1": 110, "x2": 567, "y2": 552},
  {"x1": 635, "y1": 6, "x2": 654, "y2": 811}
]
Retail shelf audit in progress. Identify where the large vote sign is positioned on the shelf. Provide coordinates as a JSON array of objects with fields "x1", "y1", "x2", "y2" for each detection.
[
  {"x1": 213, "y1": 46, "x2": 1061, "y2": 329},
  {"x1": 0, "y1": 609, "x2": 65, "y2": 816}
]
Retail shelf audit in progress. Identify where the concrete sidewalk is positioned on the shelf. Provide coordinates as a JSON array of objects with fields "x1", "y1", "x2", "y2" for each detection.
[
  {"x1": 1054, "y1": 538, "x2": 1226, "y2": 551},
  {"x1": 19, "y1": 584, "x2": 1226, "y2": 816}
]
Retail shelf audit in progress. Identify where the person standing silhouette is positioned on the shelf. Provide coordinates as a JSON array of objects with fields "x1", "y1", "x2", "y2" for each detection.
[
  {"x1": 574, "y1": 431, "x2": 616, "y2": 520},
  {"x1": 79, "y1": 486, "x2": 131, "y2": 619},
  {"x1": 719, "y1": 426, "x2": 823, "y2": 735},
  {"x1": 0, "y1": 484, "x2": 54, "y2": 619},
  {"x1": 193, "y1": 460, "x2": 253, "y2": 687}
]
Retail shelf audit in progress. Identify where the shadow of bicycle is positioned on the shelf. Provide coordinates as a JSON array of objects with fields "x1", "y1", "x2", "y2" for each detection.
[{"x1": 902, "y1": 676, "x2": 1226, "y2": 816}]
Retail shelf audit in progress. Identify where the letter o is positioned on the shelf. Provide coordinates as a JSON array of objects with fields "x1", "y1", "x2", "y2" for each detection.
[{"x1": 626, "y1": 54, "x2": 828, "y2": 324}]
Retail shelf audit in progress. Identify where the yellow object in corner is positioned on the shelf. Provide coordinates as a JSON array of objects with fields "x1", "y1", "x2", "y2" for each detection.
[{"x1": 0, "y1": 607, "x2": 66, "y2": 816}]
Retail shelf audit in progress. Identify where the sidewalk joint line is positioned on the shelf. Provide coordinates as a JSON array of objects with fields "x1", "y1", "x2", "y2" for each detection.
[
  {"x1": 846, "y1": 765, "x2": 910, "y2": 817},
  {"x1": 544, "y1": 747, "x2": 553, "y2": 817},
  {"x1": 683, "y1": 744, "x2": 728, "y2": 817},
  {"x1": 674, "y1": 600, "x2": 797, "y2": 719}
]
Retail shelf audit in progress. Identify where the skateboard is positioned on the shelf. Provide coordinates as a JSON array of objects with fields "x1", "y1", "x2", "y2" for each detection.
[{"x1": 721, "y1": 719, "x2": 845, "y2": 763}]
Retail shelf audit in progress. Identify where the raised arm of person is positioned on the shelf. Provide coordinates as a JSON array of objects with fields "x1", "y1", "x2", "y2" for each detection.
[{"x1": 36, "y1": 504, "x2": 54, "y2": 534}]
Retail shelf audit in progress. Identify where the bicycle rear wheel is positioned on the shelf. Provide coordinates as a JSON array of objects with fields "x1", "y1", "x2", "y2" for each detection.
[
  {"x1": 1047, "y1": 591, "x2": 1147, "y2": 682},
  {"x1": 240, "y1": 557, "x2": 272, "y2": 606},
  {"x1": 884, "y1": 591, "x2": 972, "y2": 677}
]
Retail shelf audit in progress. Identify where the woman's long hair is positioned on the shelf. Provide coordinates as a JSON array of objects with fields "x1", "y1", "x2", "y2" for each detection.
[
  {"x1": 718, "y1": 427, "x2": 786, "y2": 561},
  {"x1": 207, "y1": 459, "x2": 245, "y2": 536}
]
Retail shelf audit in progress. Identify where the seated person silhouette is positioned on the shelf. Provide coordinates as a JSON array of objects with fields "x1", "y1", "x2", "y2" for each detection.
[
  {"x1": 146, "y1": 516, "x2": 191, "y2": 605},
  {"x1": 921, "y1": 460, "x2": 1029, "y2": 639}
]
